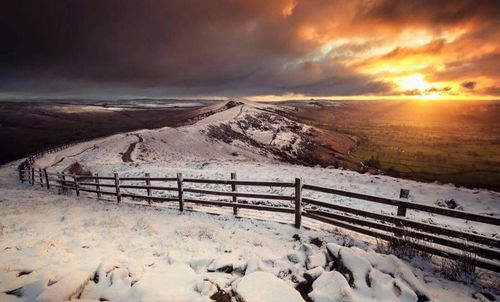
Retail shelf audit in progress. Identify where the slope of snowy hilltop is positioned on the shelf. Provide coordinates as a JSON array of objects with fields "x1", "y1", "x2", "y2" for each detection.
[
  {"x1": 31, "y1": 99, "x2": 500, "y2": 238},
  {"x1": 0, "y1": 162, "x2": 497, "y2": 302},
  {"x1": 35, "y1": 98, "x2": 360, "y2": 170}
]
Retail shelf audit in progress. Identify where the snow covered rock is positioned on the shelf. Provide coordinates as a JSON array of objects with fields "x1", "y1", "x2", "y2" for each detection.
[
  {"x1": 304, "y1": 266, "x2": 324, "y2": 283},
  {"x1": 317, "y1": 243, "x2": 429, "y2": 302},
  {"x1": 306, "y1": 252, "x2": 327, "y2": 270},
  {"x1": 128, "y1": 264, "x2": 210, "y2": 302},
  {"x1": 34, "y1": 271, "x2": 91, "y2": 302},
  {"x1": 309, "y1": 271, "x2": 353, "y2": 302},
  {"x1": 234, "y1": 271, "x2": 305, "y2": 302}
]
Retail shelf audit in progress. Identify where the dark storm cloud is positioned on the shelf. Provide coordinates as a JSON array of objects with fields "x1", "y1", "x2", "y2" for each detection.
[
  {"x1": 461, "y1": 81, "x2": 477, "y2": 89},
  {"x1": 0, "y1": 0, "x2": 499, "y2": 98},
  {"x1": 356, "y1": 0, "x2": 500, "y2": 27}
]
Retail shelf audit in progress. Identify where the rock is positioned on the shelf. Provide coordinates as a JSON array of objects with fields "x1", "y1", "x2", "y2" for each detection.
[
  {"x1": 195, "y1": 280, "x2": 218, "y2": 297},
  {"x1": 34, "y1": 271, "x2": 91, "y2": 302},
  {"x1": 309, "y1": 271, "x2": 353, "y2": 302},
  {"x1": 306, "y1": 252, "x2": 327, "y2": 270},
  {"x1": 234, "y1": 271, "x2": 305, "y2": 302},
  {"x1": 211, "y1": 288, "x2": 232, "y2": 302},
  {"x1": 325, "y1": 243, "x2": 341, "y2": 262},
  {"x1": 288, "y1": 252, "x2": 306, "y2": 265},
  {"x1": 304, "y1": 267, "x2": 324, "y2": 283},
  {"x1": 309, "y1": 237, "x2": 324, "y2": 247},
  {"x1": 375, "y1": 254, "x2": 430, "y2": 301},
  {"x1": 208, "y1": 258, "x2": 234, "y2": 273},
  {"x1": 337, "y1": 247, "x2": 372, "y2": 290},
  {"x1": 437, "y1": 199, "x2": 458, "y2": 209},
  {"x1": 299, "y1": 243, "x2": 315, "y2": 257},
  {"x1": 245, "y1": 257, "x2": 260, "y2": 275}
]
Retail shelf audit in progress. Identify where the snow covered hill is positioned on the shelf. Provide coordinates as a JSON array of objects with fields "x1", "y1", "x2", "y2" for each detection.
[{"x1": 35, "y1": 98, "x2": 360, "y2": 170}]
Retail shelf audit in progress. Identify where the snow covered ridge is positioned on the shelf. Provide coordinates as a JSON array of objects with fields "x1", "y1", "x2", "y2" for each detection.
[
  {"x1": 1, "y1": 168, "x2": 497, "y2": 302},
  {"x1": 31, "y1": 100, "x2": 360, "y2": 171}
]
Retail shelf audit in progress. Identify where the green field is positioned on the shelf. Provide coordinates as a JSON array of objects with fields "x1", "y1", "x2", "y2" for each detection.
[{"x1": 284, "y1": 100, "x2": 500, "y2": 191}]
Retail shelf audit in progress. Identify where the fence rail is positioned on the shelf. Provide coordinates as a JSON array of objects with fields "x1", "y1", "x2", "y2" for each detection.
[{"x1": 18, "y1": 167, "x2": 500, "y2": 273}]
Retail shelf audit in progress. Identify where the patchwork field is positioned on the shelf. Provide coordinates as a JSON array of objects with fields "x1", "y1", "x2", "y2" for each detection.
[{"x1": 282, "y1": 100, "x2": 500, "y2": 191}]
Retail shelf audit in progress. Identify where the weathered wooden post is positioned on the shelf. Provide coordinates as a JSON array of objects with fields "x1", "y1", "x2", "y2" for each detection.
[
  {"x1": 395, "y1": 189, "x2": 409, "y2": 236},
  {"x1": 397, "y1": 204, "x2": 407, "y2": 217},
  {"x1": 61, "y1": 173, "x2": 66, "y2": 191},
  {"x1": 31, "y1": 168, "x2": 35, "y2": 186},
  {"x1": 114, "y1": 173, "x2": 121, "y2": 203},
  {"x1": 145, "y1": 172, "x2": 152, "y2": 205},
  {"x1": 44, "y1": 169, "x2": 50, "y2": 189},
  {"x1": 39, "y1": 168, "x2": 44, "y2": 187},
  {"x1": 74, "y1": 175, "x2": 80, "y2": 196},
  {"x1": 19, "y1": 168, "x2": 24, "y2": 183},
  {"x1": 397, "y1": 189, "x2": 409, "y2": 217},
  {"x1": 294, "y1": 178, "x2": 302, "y2": 229},
  {"x1": 95, "y1": 173, "x2": 101, "y2": 198},
  {"x1": 231, "y1": 172, "x2": 238, "y2": 215},
  {"x1": 177, "y1": 173, "x2": 184, "y2": 211}
]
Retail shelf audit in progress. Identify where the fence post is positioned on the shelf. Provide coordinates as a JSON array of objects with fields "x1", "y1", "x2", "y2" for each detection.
[
  {"x1": 395, "y1": 202, "x2": 407, "y2": 237},
  {"x1": 145, "y1": 173, "x2": 151, "y2": 205},
  {"x1": 19, "y1": 168, "x2": 23, "y2": 183},
  {"x1": 114, "y1": 173, "x2": 121, "y2": 203},
  {"x1": 61, "y1": 173, "x2": 66, "y2": 191},
  {"x1": 397, "y1": 204, "x2": 407, "y2": 217},
  {"x1": 95, "y1": 173, "x2": 101, "y2": 199},
  {"x1": 74, "y1": 175, "x2": 80, "y2": 196},
  {"x1": 294, "y1": 178, "x2": 302, "y2": 229},
  {"x1": 31, "y1": 168, "x2": 35, "y2": 186},
  {"x1": 397, "y1": 189, "x2": 408, "y2": 217},
  {"x1": 177, "y1": 173, "x2": 184, "y2": 211},
  {"x1": 39, "y1": 168, "x2": 44, "y2": 187},
  {"x1": 44, "y1": 169, "x2": 50, "y2": 189},
  {"x1": 231, "y1": 172, "x2": 238, "y2": 215}
]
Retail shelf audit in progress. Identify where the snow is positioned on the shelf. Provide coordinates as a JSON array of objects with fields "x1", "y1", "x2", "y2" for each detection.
[
  {"x1": 234, "y1": 271, "x2": 305, "y2": 302},
  {"x1": 309, "y1": 271, "x2": 354, "y2": 302},
  {"x1": 0, "y1": 161, "x2": 496, "y2": 301},
  {"x1": 34, "y1": 271, "x2": 90, "y2": 302},
  {"x1": 306, "y1": 252, "x2": 327, "y2": 270},
  {"x1": 311, "y1": 243, "x2": 423, "y2": 302}
]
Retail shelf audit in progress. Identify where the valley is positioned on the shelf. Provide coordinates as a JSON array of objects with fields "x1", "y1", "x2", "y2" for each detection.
[{"x1": 280, "y1": 100, "x2": 500, "y2": 191}]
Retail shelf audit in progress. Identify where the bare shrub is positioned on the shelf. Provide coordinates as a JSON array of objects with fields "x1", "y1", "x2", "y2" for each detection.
[
  {"x1": 440, "y1": 242, "x2": 479, "y2": 284},
  {"x1": 375, "y1": 228, "x2": 432, "y2": 261},
  {"x1": 65, "y1": 162, "x2": 92, "y2": 176}
]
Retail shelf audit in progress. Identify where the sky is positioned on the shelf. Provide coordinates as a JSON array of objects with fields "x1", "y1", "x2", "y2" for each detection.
[{"x1": 1, "y1": 0, "x2": 499, "y2": 101}]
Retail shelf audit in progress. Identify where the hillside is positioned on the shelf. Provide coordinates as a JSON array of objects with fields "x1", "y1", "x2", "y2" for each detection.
[{"x1": 35, "y1": 99, "x2": 361, "y2": 170}]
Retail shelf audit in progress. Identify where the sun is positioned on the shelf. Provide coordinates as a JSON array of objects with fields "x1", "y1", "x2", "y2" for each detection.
[{"x1": 394, "y1": 74, "x2": 432, "y2": 92}]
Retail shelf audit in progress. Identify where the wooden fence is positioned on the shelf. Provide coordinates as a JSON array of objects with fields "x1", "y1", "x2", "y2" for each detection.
[
  {"x1": 18, "y1": 167, "x2": 500, "y2": 273},
  {"x1": 17, "y1": 137, "x2": 96, "y2": 173}
]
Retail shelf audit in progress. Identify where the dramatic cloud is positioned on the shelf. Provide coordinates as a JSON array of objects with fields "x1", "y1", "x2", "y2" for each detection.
[
  {"x1": 461, "y1": 81, "x2": 477, "y2": 89},
  {"x1": 0, "y1": 0, "x2": 499, "y2": 99}
]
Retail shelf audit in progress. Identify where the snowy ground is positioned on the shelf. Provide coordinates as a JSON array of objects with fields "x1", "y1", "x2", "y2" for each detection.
[{"x1": 0, "y1": 161, "x2": 497, "y2": 301}]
